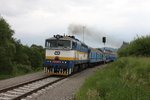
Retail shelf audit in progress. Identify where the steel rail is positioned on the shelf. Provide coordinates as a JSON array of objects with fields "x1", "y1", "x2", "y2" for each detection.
[{"x1": 12, "y1": 77, "x2": 65, "y2": 100}]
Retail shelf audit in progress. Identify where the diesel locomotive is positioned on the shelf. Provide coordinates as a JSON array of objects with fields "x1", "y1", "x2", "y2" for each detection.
[{"x1": 44, "y1": 35, "x2": 117, "y2": 76}]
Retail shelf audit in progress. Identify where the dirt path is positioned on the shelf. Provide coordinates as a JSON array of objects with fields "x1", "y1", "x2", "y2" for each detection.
[{"x1": 0, "y1": 71, "x2": 47, "y2": 89}]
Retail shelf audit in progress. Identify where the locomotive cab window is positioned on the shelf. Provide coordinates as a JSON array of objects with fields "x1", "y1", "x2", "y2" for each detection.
[
  {"x1": 72, "y1": 42, "x2": 77, "y2": 49},
  {"x1": 45, "y1": 40, "x2": 71, "y2": 49}
]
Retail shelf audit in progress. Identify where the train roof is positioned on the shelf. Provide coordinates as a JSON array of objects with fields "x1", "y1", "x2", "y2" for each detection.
[
  {"x1": 46, "y1": 34, "x2": 88, "y2": 47},
  {"x1": 46, "y1": 35, "x2": 73, "y2": 40},
  {"x1": 89, "y1": 48, "x2": 103, "y2": 53}
]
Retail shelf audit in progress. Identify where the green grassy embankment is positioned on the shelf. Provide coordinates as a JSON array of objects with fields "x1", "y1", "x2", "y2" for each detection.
[{"x1": 76, "y1": 57, "x2": 150, "y2": 100}]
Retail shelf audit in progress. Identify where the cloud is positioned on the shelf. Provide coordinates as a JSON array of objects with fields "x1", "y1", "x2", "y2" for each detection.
[{"x1": 0, "y1": 0, "x2": 150, "y2": 48}]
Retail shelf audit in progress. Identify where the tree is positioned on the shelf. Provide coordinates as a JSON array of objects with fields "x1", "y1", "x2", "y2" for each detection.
[
  {"x1": 14, "y1": 40, "x2": 31, "y2": 66},
  {"x1": 0, "y1": 16, "x2": 45, "y2": 76},
  {"x1": 0, "y1": 16, "x2": 15, "y2": 74},
  {"x1": 29, "y1": 47, "x2": 43, "y2": 69},
  {"x1": 31, "y1": 44, "x2": 45, "y2": 59}
]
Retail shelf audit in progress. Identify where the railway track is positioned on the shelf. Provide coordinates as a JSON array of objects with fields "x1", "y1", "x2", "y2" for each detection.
[{"x1": 0, "y1": 76, "x2": 65, "y2": 100}]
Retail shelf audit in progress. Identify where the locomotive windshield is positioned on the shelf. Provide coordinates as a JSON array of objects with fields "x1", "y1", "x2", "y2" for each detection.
[{"x1": 45, "y1": 40, "x2": 71, "y2": 49}]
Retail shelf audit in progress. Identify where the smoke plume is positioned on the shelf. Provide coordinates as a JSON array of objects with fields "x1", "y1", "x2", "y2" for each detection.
[{"x1": 68, "y1": 24, "x2": 122, "y2": 48}]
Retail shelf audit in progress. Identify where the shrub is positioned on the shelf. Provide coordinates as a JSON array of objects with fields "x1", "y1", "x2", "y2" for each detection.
[
  {"x1": 118, "y1": 35, "x2": 150, "y2": 57},
  {"x1": 13, "y1": 64, "x2": 33, "y2": 76}
]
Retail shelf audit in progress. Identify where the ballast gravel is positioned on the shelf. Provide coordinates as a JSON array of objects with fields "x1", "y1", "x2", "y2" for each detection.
[{"x1": 32, "y1": 65, "x2": 105, "y2": 100}]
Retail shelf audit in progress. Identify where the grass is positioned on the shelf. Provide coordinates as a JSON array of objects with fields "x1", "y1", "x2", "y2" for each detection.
[{"x1": 76, "y1": 57, "x2": 150, "y2": 100}]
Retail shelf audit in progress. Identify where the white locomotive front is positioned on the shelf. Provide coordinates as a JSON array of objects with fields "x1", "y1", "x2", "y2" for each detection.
[{"x1": 44, "y1": 35, "x2": 89, "y2": 76}]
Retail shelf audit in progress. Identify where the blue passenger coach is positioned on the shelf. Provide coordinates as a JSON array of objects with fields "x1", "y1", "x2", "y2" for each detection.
[{"x1": 89, "y1": 48, "x2": 104, "y2": 66}]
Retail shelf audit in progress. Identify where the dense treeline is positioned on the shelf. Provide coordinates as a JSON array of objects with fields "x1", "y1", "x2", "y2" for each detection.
[
  {"x1": 0, "y1": 16, "x2": 44, "y2": 78},
  {"x1": 118, "y1": 35, "x2": 150, "y2": 57}
]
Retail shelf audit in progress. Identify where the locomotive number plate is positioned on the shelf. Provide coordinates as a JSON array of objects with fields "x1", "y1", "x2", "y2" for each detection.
[{"x1": 52, "y1": 61, "x2": 61, "y2": 63}]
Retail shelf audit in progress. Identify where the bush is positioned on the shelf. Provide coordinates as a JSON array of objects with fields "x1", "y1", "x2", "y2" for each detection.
[
  {"x1": 13, "y1": 64, "x2": 33, "y2": 76},
  {"x1": 118, "y1": 35, "x2": 150, "y2": 57}
]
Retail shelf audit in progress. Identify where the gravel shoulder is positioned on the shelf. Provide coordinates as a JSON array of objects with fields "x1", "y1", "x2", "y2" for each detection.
[
  {"x1": 32, "y1": 65, "x2": 105, "y2": 100},
  {"x1": 0, "y1": 71, "x2": 47, "y2": 89}
]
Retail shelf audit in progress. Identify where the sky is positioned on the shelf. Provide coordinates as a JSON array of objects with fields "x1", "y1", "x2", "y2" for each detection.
[{"x1": 0, "y1": 0, "x2": 150, "y2": 48}]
